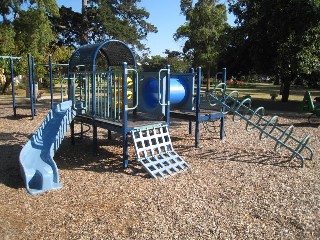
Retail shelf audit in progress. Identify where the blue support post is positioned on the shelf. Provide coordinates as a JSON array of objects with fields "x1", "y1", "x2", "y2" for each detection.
[
  {"x1": 10, "y1": 58, "x2": 16, "y2": 116},
  {"x1": 165, "y1": 65, "x2": 171, "y2": 127},
  {"x1": 31, "y1": 56, "x2": 37, "y2": 116},
  {"x1": 27, "y1": 54, "x2": 35, "y2": 120},
  {"x1": 195, "y1": 67, "x2": 202, "y2": 147},
  {"x1": 67, "y1": 61, "x2": 71, "y2": 100},
  {"x1": 92, "y1": 64, "x2": 98, "y2": 155},
  {"x1": 122, "y1": 62, "x2": 129, "y2": 168},
  {"x1": 220, "y1": 68, "x2": 226, "y2": 139},
  {"x1": 49, "y1": 55, "x2": 54, "y2": 109},
  {"x1": 188, "y1": 68, "x2": 195, "y2": 134}
]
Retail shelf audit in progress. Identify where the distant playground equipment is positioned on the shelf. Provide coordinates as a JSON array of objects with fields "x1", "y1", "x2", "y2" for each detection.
[
  {"x1": 0, "y1": 55, "x2": 23, "y2": 116},
  {"x1": 302, "y1": 91, "x2": 320, "y2": 122},
  {"x1": 27, "y1": 54, "x2": 69, "y2": 119},
  {"x1": 206, "y1": 84, "x2": 314, "y2": 167},
  {"x1": 0, "y1": 54, "x2": 69, "y2": 119}
]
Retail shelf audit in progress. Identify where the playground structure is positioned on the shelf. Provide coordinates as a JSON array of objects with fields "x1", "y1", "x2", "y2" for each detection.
[
  {"x1": 206, "y1": 84, "x2": 314, "y2": 167},
  {"x1": 21, "y1": 40, "x2": 206, "y2": 194},
  {"x1": 27, "y1": 54, "x2": 69, "y2": 119},
  {"x1": 67, "y1": 40, "x2": 225, "y2": 167},
  {"x1": 302, "y1": 90, "x2": 320, "y2": 122},
  {"x1": 0, "y1": 55, "x2": 22, "y2": 116},
  {"x1": 18, "y1": 39, "x2": 315, "y2": 194}
]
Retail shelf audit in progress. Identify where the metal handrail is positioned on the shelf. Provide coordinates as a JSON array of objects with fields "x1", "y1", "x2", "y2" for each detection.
[
  {"x1": 126, "y1": 68, "x2": 139, "y2": 110},
  {"x1": 158, "y1": 68, "x2": 169, "y2": 106}
]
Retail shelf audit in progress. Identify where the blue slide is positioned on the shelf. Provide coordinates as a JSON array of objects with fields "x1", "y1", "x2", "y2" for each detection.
[{"x1": 19, "y1": 100, "x2": 75, "y2": 195}]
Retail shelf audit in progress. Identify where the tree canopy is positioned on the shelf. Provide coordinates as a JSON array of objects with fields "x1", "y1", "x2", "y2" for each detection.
[
  {"x1": 226, "y1": 0, "x2": 320, "y2": 101},
  {"x1": 0, "y1": 0, "x2": 319, "y2": 103},
  {"x1": 0, "y1": 0, "x2": 157, "y2": 73},
  {"x1": 51, "y1": 0, "x2": 157, "y2": 50},
  {"x1": 175, "y1": 0, "x2": 228, "y2": 90}
]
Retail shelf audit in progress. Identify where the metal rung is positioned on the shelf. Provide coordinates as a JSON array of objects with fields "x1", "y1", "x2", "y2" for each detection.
[{"x1": 131, "y1": 124, "x2": 190, "y2": 178}]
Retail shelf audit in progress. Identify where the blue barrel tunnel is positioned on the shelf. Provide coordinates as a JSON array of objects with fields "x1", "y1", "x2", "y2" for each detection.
[{"x1": 143, "y1": 77, "x2": 189, "y2": 110}]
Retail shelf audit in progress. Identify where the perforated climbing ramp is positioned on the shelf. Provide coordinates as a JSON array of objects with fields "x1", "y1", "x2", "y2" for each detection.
[{"x1": 131, "y1": 124, "x2": 190, "y2": 178}]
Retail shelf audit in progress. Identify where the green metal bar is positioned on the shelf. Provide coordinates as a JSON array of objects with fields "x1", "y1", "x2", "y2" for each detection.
[{"x1": 206, "y1": 87, "x2": 314, "y2": 167}]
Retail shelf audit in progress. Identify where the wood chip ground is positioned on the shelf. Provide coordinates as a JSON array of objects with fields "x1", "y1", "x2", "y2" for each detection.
[{"x1": 0, "y1": 97, "x2": 319, "y2": 239}]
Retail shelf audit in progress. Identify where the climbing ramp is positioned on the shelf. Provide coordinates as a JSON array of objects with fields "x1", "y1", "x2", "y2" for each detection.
[
  {"x1": 131, "y1": 124, "x2": 190, "y2": 178},
  {"x1": 206, "y1": 84, "x2": 314, "y2": 167},
  {"x1": 19, "y1": 100, "x2": 75, "y2": 194}
]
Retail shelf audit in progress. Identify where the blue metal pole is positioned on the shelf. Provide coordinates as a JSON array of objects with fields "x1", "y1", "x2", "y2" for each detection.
[
  {"x1": 67, "y1": 61, "x2": 71, "y2": 100},
  {"x1": 188, "y1": 68, "x2": 195, "y2": 134},
  {"x1": 49, "y1": 55, "x2": 54, "y2": 109},
  {"x1": 10, "y1": 58, "x2": 17, "y2": 117},
  {"x1": 27, "y1": 54, "x2": 34, "y2": 120},
  {"x1": 92, "y1": 64, "x2": 98, "y2": 155},
  {"x1": 122, "y1": 62, "x2": 129, "y2": 168},
  {"x1": 195, "y1": 67, "x2": 202, "y2": 148},
  {"x1": 32, "y1": 56, "x2": 36, "y2": 116},
  {"x1": 220, "y1": 67, "x2": 226, "y2": 139},
  {"x1": 165, "y1": 65, "x2": 171, "y2": 127}
]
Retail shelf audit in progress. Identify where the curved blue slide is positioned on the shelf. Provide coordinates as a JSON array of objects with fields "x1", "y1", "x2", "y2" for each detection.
[{"x1": 19, "y1": 100, "x2": 75, "y2": 195}]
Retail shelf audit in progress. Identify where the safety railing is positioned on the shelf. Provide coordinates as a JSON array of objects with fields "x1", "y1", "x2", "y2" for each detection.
[{"x1": 69, "y1": 69, "x2": 137, "y2": 122}]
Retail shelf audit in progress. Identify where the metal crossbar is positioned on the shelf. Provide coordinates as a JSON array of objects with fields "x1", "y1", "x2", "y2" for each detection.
[
  {"x1": 206, "y1": 84, "x2": 314, "y2": 167},
  {"x1": 131, "y1": 124, "x2": 190, "y2": 178}
]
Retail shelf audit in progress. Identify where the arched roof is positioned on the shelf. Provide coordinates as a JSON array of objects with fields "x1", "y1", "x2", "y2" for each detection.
[{"x1": 69, "y1": 40, "x2": 136, "y2": 71}]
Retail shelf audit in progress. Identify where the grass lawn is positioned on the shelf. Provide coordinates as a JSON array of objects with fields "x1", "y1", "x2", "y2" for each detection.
[
  {"x1": 202, "y1": 82, "x2": 320, "y2": 113},
  {"x1": 205, "y1": 82, "x2": 320, "y2": 102}
]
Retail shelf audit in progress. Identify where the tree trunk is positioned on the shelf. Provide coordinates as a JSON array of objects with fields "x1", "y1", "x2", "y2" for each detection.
[
  {"x1": 206, "y1": 65, "x2": 211, "y2": 91},
  {"x1": 81, "y1": 0, "x2": 89, "y2": 45},
  {"x1": 1, "y1": 77, "x2": 11, "y2": 94},
  {"x1": 281, "y1": 77, "x2": 291, "y2": 102}
]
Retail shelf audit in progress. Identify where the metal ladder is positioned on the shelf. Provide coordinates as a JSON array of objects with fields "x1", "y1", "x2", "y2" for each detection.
[{"x1": 131, "y1": 124, "x2": 190, "y2": 178}]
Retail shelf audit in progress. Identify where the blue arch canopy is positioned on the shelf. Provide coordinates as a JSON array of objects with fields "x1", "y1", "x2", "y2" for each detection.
[{"x1": 69, "y1": 40, "x2": 136, "y2": 71}]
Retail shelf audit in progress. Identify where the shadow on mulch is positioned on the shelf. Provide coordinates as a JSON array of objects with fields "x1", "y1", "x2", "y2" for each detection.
[
  {"x1": 0, "y1": 133, "x2": 26, "y2": 189},
  {"x1": 55, "y1": 135, "x2": 149, "y2": 179},
  {"x1": 0, "y1": 114, "x2": 32, "y2": 120},
  {"x1": 199, "y1": 149, "x2": 302, "y2": 168},
  {"x1": 0, "y1": 133, "x2": 149, "y2": 192}
]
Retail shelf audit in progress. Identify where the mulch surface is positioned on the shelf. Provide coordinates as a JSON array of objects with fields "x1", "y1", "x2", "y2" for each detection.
[{"x1": 0, "y1": 96, "x2": 319, "y2": 239}]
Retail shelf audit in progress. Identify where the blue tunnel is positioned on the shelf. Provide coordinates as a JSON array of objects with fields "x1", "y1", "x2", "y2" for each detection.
[{"x1": 143, "y1": 77, "x2": 189, "y2": 110}]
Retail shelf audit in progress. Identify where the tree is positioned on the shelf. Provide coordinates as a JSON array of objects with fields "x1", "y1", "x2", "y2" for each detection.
[
  {"x1": 0, "y1": 23, "x2": 15, "y2": 55},
  {"x1": 139, "y1": 50, "x2": 190, "y2": 73},
  {"x1": 14, "y1": 8, "x2": 56, "y2": 61},
  {"x1": 0, "y1": 0, "x2": 27, "y2": 22},
  {"x1": 164, "y1": 49, "x2": 190, "y2": 72},
  {"x1": 175, "y1": 0, "x2": 228, "y2": 90},
  {"x1": 228, "y1": 0, "x2": 320, "y2": 101},
  {"x1": 0, "y1": 0, "x2": 60, "y2": 59},
  {"x1": 140, "y1": 55, "x2": 167, "y2": 72},
  {"x1": 52, "y1": 0, "x2": 157, "y2": 50},
  {"x1": 0, "y1": 0, "x2": 68, "y2": 89}
]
